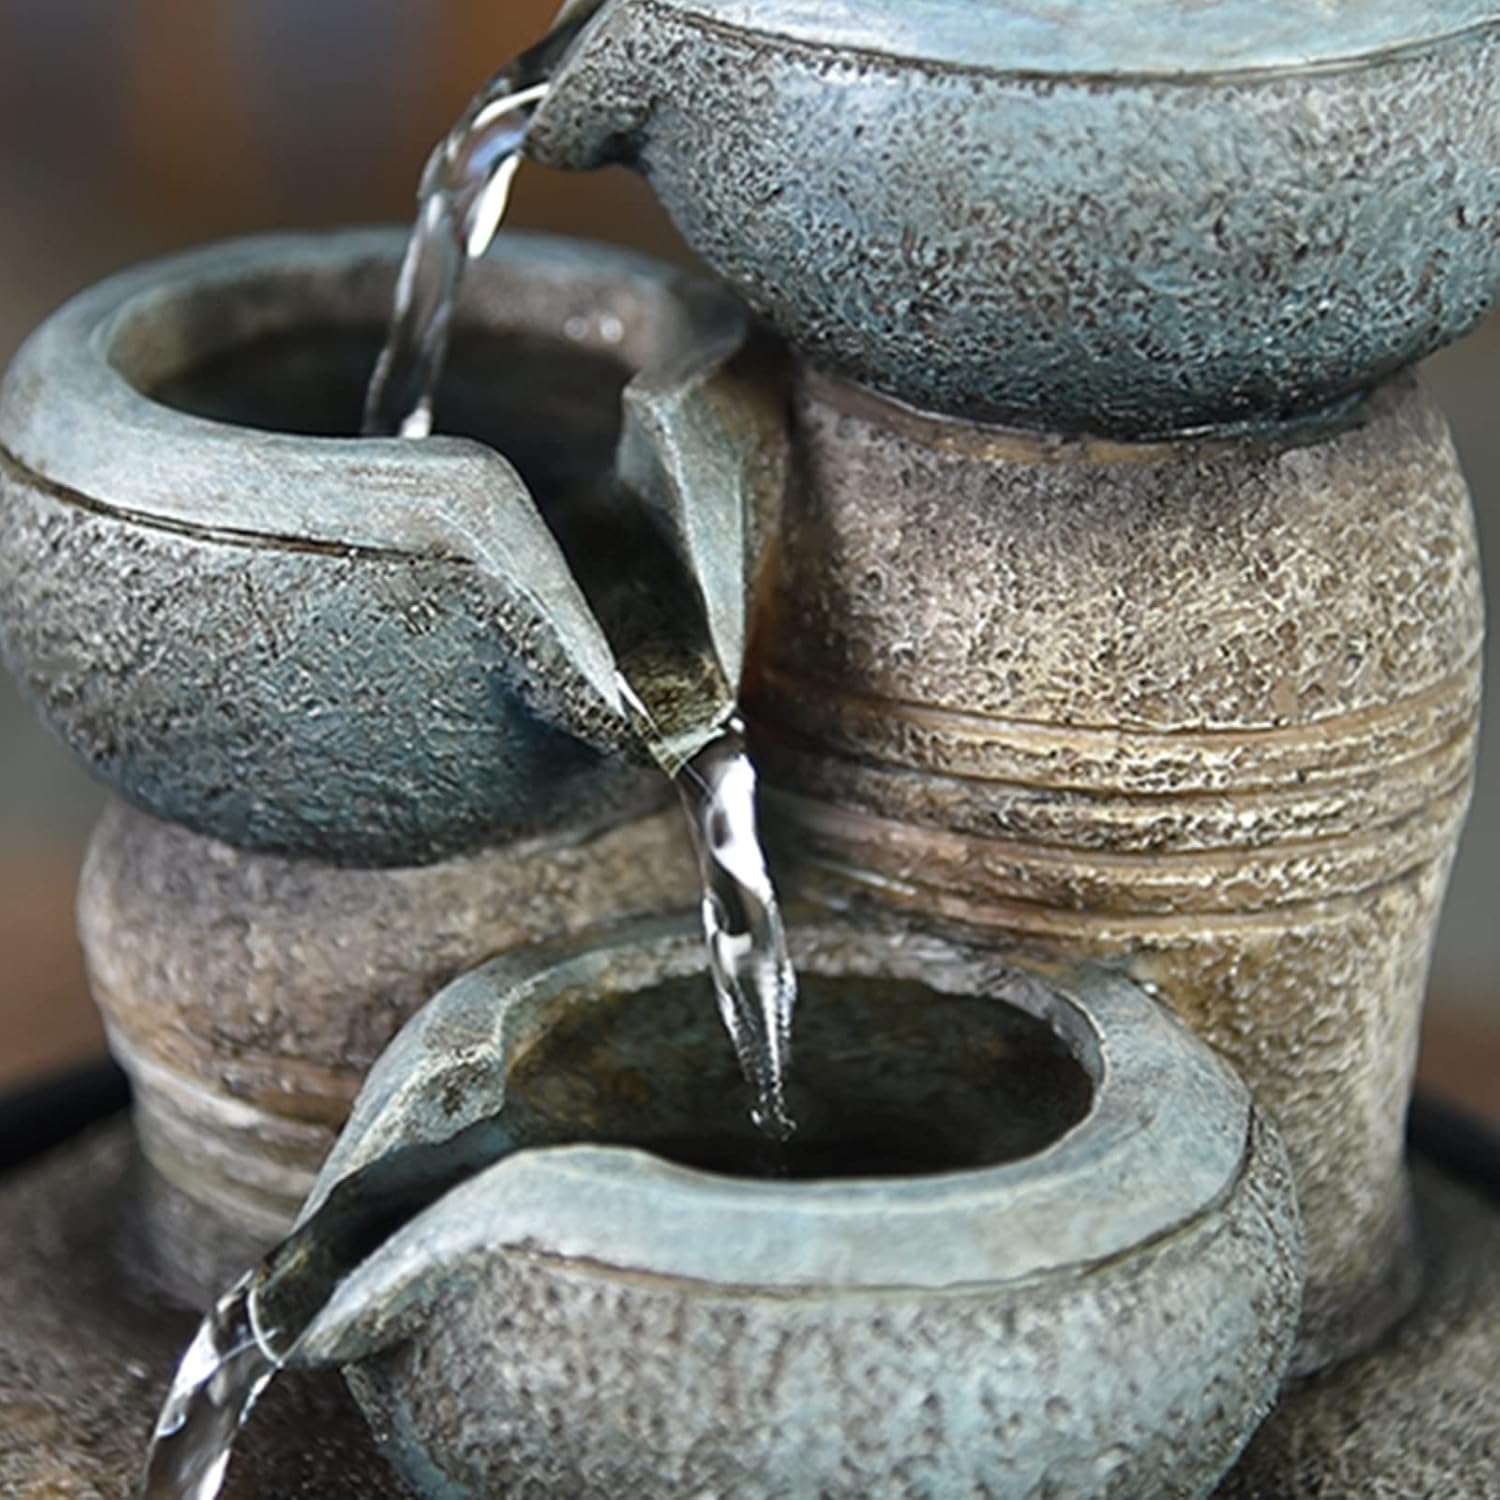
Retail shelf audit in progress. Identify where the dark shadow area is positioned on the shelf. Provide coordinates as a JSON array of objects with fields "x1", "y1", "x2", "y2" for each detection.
[
  {"x1": 0, "y1": 1059, "x2": 128, "y2": 1177},
  {"x1": 508, "y1": 973, "x2": 1096, "y2": 1181}
]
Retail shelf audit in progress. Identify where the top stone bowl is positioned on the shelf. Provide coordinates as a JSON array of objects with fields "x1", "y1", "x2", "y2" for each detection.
[{"x1": 530, "y1": 0, "x2": 1500, "y2": 436}]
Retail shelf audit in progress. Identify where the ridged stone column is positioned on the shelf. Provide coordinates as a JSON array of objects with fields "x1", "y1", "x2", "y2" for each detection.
[
  {"x1": 80, "y1": 797, "x2": 697, "y2": 1293},
  {"x1": 748, "y1": 370, "x2": 1483, "y2": 1373}
]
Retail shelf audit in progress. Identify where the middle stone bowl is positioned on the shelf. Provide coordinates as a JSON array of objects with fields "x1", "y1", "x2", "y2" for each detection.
[
  {"x1": 0, "y1": 230, "x2": 770, "y2": 867},
  {"x1": 289, "y1": 916, "x2": 1303, "y2": 1499}
]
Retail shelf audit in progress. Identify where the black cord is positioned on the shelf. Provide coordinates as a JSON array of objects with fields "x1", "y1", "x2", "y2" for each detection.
[{"x1": 1408, "y1": 1093, "x2": 1500, "y2": 1203}]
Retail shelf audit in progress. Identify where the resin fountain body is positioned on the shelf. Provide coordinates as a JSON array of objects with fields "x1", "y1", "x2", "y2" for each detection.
[
  {"x1": 526, "y1": 0, "x2": 1499, "y2": 1378},
  {"x1": 0, "y1": 0, "x2": 1496, "y2": 1495}
]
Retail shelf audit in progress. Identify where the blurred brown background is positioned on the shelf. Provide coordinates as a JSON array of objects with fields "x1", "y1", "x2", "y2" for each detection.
[{"x1": 0, "y1": 2, "x2": 1494, "y2": 1121}]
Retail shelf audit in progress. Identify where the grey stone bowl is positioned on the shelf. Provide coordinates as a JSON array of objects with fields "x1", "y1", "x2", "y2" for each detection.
[
  {"x1": 286, "y1": 916, "x2": 1303, "y2": 1498},
  {"x1": 529, "y1": 0, "x2": 1500, "y2": 436},
  {"x1": 0, "y1": 230, "x2": 770, "y2": 866}
]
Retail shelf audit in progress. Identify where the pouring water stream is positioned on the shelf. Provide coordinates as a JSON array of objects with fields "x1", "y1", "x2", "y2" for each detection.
[
  {"x1": 359, "y1": 15, "x2": 797, "y2": 1148},
  {"x1": 143, "y1": 9, "x2": 798, "y2": 1493}
]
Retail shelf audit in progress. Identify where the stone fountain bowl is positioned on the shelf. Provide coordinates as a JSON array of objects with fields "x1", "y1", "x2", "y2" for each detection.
[
  {"x1": 530, "y1": 0, "x2": 1500, "y2": 436},
  {"x1": 290, "y1": 916, "x2": 1304, "y2": 1498},
  {"x1": 0, "y1": 230, "x2": 770, "y2": 867}
]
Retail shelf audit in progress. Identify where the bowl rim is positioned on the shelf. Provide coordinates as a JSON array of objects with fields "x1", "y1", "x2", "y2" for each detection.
[
  {"x1": 0, "y1": 227, "x2": 729, "y2": 556},
  {"x1": 633, "y1": 0, "x2": 1498, "y2": 80},
  {"x1": 300, "y1": 914, "x2": 1254, "y2": 1302}
]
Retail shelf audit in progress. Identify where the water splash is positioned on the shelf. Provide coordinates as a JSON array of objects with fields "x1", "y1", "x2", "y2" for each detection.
[{"x1": 139, "y1": 1274, "x2": 276, "y2": 1500}]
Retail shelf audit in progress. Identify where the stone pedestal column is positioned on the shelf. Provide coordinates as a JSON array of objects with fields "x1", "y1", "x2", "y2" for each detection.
[
  {"x1": 749, "y1": 371, "x2": 1483, "y2": 1372},
  {"x1": 79, "y1": 797, "x2": 697, "y2": 1293}
]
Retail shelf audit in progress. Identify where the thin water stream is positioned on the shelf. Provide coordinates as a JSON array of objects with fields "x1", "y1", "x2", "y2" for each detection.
[
  {"x1": 359, "y1": 2, "x2": 799, "y2": 1138},
  {"x1": 141, "y1": 1118, "x2": 521, "y2": 1499},
  {"x1": 139, "y1": 1276, "x2": 273, "y2": 1500},
  {"x1": 675, "y1": 721, "x2": 798, "y2": 1141},
  {"x1": 363, "y1": 2, "x2": 605, "y2": 438},
  {"x1": 361, "y1": 74, "x2": 548, "y2": 439},
  {"x1": 144, "y1": 6, "x2": 802, "y2": 1490}
]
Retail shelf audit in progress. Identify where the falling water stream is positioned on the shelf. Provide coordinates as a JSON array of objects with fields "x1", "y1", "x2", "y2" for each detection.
[
  {"x1": 672, "y1": 719, "x2": 798, "y2": 1142},
  {"x1": 139, "y1": 1275, "x2": 272, "y2": 1500},
  {"x1": 361, "y1": 83, "x2": 542, "y2": 438},
  {"x1": 143, "y1": 7, "x2": 801, "y2": 1494},
  {"x1": 358, "y1": 4, "x2": 797, "y2": 1143},
  {"x1": 362, "y1": 0, "x2": 605, "y2": 437},
  {"x1": 142, "y1": 1119, "x2": 526, "y2": 1500}
]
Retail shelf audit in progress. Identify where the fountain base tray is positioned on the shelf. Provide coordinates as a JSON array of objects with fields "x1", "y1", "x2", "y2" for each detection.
[{"x1": 0, "y1": 1123, "x2": 407, "y2": 1498}]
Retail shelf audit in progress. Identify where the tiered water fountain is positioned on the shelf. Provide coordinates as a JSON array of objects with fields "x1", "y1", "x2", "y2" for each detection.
[{"x1": 1, "y1": 2, "x2": 1496, "y2": 1496}]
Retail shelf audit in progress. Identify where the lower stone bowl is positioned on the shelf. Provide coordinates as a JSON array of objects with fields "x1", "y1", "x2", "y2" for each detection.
[
  {"x1": 290, "y1": 916, "x2": 1303, "y2": 1498},
  {"x1": 0, "y1": 230, "x2": 756, "y2": 866}
]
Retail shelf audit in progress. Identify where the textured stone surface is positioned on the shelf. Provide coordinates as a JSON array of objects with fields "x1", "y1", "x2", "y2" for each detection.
[
  {"x1": 0, "y1": 1124, "x2": 409, "y2": 1499},
  {"x1": 273, "y1": 916, "x2": 1298, "y2": 1499},
  {"x1": 4, "y1": 1125, "x2": 1491, "y2": 1498},
  {"x1": 1219, "y1": 1163, "x2": 1500, "y2": 1498},
  {"x1": 130, "y1": 1150, "x2": 292, "y2": 1312},
  {"x1": 747, "y1": 372, "x2": 1484, "y2": 1371},
  {"x1": 0, "y1": 231, "x2": 759, "y2": 865},
  {"x1": 0, "y1": 448, "x2": 653, "y2": 867},
  {"x1": 348, "y1": 1113, "x2": 1297, "y2": 1499},
  {"x1": 530, "y1": 2, "x2": 1500, "y2": 433},
  {"x1": 80, "y1": 796, "x2": 698, "y2": 1243}
]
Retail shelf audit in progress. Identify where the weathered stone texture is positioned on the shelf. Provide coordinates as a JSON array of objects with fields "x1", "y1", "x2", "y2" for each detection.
[
  {"x1": 80, "y1": 797, "x2": 697, "y2": 1242},
  {"x1": 1220, "y1": 1164, "x2": 1500, "y2": 1498},
  {"x1": 0, "y1": 454, "x2": 658, "y2": 868},
  {"x1": 350, "y1": 1116, "x2": 1298, "y2": 1499},
  {"x1": 749, "y1": 371, "x2": 1484, "y2": 1370},
  {"x1": 530, "y1": 4, "x2": 1500, "y2": 434},
  {"x1": 0, "y1": 231, "x2": 759, "y2": 867}
]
